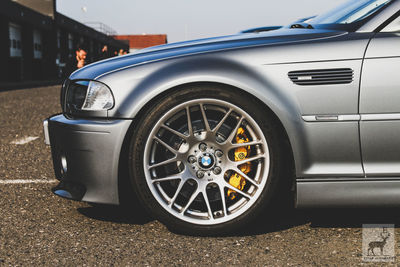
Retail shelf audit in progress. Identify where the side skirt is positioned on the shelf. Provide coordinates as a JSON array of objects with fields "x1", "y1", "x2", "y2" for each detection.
[{"x1": 296, "y1": 178, "x2": 400, "y2": 208}]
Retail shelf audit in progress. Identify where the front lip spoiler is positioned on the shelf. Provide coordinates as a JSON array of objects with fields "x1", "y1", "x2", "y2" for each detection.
[{"x1": 52, "y1": 181, "x2": 86, "y2": 202}]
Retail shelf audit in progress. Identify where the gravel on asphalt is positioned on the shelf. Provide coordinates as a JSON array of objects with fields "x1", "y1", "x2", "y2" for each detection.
[{"x1": 0, "y1": 86, "x2": 399, "y2": 266}]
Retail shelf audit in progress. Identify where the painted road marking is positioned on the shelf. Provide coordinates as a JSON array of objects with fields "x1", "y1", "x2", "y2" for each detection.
[
  {"x1": 0, "y1": 179, "x2": 58, "y2": 184},
  {"x1": 10, "y1": 136, "x2": 39, "y2": 145}
]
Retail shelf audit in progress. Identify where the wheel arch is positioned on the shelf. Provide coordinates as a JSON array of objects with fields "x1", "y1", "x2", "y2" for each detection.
[{"x1": 117, "y1": 80, "x2": 297, "y2": 205}]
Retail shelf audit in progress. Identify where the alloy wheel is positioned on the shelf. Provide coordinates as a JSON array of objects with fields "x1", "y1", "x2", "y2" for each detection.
[{"x1": 143, "y1": 99, "x2": 270, "y2": 225}]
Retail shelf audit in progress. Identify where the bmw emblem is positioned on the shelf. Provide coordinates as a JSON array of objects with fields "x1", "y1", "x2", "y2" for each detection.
[
  {"x1": 199, "y1": 153, "x2": 214, "y2": 169},
  {"x1": 202, "y1": 156, "x2": 212, "y2": 166}
]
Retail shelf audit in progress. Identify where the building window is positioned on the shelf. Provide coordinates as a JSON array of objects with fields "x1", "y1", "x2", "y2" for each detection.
[
  {"x1": 9, "y1": 23, "x2": 22, "y2": 58},
  {"x1": 90, "y1": 40, "x2": 94, "y2": 61},
  {"x1": 33, "y1": 29, "x2": 42, "y2": 59},
  {"x1": 57, "y1": 30, "x2": 61, "y2": 49},
  {"x1": 68, "y1": 33, "x2": 74, "y2": 55}
]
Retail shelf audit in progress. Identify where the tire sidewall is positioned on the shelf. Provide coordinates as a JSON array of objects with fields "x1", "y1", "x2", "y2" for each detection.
[{"x1": 128, "y1": 85, "x2": 285, "y2": 235}]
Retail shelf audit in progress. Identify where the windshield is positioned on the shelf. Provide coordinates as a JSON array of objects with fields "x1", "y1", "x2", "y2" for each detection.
[{"x1": 309, "y1": 0, "x2": 393, "y2": 25}]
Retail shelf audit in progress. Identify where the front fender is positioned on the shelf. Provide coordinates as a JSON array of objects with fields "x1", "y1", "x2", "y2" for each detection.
[{"x1": 98, "y1": 55, "x2": 308, "y2": 177}]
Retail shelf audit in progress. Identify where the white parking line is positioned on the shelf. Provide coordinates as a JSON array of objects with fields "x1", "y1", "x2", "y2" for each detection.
[
  {"x1": 10, "y1": 136, "x2": 39, "y2": 145},
  {"x1": 0, "y1": 179, "x2": 58, "y2": 184}
]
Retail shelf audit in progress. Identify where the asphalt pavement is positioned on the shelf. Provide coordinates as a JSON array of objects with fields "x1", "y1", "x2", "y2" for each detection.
[{"x1": 1, "y1": 85, "x2": 399, "y2": 266}]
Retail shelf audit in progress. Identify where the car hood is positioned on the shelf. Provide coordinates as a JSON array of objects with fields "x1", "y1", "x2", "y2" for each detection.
[{"x1": 70, "y1": 28, "x2": 347, "y2": 80}]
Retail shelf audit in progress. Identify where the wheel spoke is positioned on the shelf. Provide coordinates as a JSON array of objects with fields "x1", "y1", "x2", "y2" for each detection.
[
  {"x1": 152, "y1": 175, "x2": 181, "y2": 183},
  {"x1": 161, "y1": 124, "x2": 188, "y2": 140},
  {"x1": 235, "y1": 169, "x2": 259, "y2": 187},
  {"x1": 181, "y1": 189, "x2": 200, "y2": 213},
  {"x1": 222, "y1": 181, "x2": 251, "y2": 198},
  {"x1": 186, "y1": 106, "x2": 193, "y2": 136},
  {"x1": 169, "y1": 179, "x2": 186, "y2": 206},
  {"x1": 202, "y1": 191, "x2": 213, "y2": 219},
  {"x1": 212, "y1": 108, "x2": 232, "y2": 133},
  {"x1": 226, "y1": 117, "x2": 245, "y2": 144},
  {"x1": 219, "y1": 185, "x2": 227, "y2": 216},
  {"x1": 148, "y1": 156, "x2": 178, "y2": 169},
  {"x1": 154, "y1": 136, "x2": 179, "y2": 155},
  {"x1": 234, "y1": 154, "x2": 265, "y2": 166},
  {"x1": 228, "y1": 140, "x2": 263, "y2": 150},
  {"x1": 200, "y1": 104, "x2": 211, "y2": 132}
]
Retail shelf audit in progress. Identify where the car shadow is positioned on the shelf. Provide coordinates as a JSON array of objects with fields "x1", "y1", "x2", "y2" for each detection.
[
  {"x1": 77, "y1": 203, "x2": 153, "y2": 225},
  {"x1": 308, "y1": 208, "x2": 400, "y2": 228},
  {"x1": 236, "y1": 207, "x2": 400, "y2": 237},
  {"x1": 77, "y1": 205, "x2": 400, "y2": 236}
]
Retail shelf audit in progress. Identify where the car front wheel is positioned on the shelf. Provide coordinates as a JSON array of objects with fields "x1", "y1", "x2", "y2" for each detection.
[{"x1": 129, "y1": 85, "x2": 288, "y2": 235}]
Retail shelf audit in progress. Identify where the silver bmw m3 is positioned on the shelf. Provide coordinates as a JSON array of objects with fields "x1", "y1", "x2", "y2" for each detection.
[{"x1": 44, "y1": 0, "x2": 400, "y2": 235}]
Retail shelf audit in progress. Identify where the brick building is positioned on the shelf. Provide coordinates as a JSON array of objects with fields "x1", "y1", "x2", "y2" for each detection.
[
  {"x1": 0, "y1": 0, "x2": 128, "y2": 82},
  {"x1": 113, "y1": 34, "x2": 168, "y2": 53}
]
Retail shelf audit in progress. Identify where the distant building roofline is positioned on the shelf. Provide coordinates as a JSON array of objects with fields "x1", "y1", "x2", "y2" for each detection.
[
  {"x1": 113, "y1": 34, "x2": 168, "y2": 49},
  {"x1": 56, "y1": 12, "x2": 127, "y2": 49}
]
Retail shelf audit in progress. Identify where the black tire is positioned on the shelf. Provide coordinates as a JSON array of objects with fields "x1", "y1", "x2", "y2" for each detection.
[{"x1": 128, "y1": 84, "x2": 290, "y2": 236}]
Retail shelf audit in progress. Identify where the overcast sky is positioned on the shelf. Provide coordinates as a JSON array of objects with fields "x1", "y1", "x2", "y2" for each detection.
[{"x1": 56, "y1": 0, "x2": 348, "y2": 43}]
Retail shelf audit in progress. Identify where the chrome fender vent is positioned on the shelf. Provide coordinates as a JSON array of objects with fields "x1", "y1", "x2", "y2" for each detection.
[{"x1": 288, "y1": 68, "x2": 354, "y2": 86}]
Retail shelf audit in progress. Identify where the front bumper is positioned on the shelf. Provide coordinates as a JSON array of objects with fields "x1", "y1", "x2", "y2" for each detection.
[{"x1": 44, "y1": 114, "x2": 133, "y2": 205}]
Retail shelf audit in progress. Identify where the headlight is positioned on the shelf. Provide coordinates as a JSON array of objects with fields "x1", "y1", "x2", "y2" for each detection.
[
  {"x1": 82, "y1": 81, "x2": 114, "y2": 110},
  {"x1": 65, "y1": 80, "x2": 114, "y2": 112}
]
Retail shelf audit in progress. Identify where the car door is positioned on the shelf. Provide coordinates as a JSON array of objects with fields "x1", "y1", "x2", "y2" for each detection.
[{"x1": 360, "y1": 16, "x2": 400, "y2": 176}]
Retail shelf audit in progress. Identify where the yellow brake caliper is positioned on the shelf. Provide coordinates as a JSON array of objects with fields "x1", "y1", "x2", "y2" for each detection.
[{"x1": 227, "y1": 127, "x2": 252, "y2": 200}]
